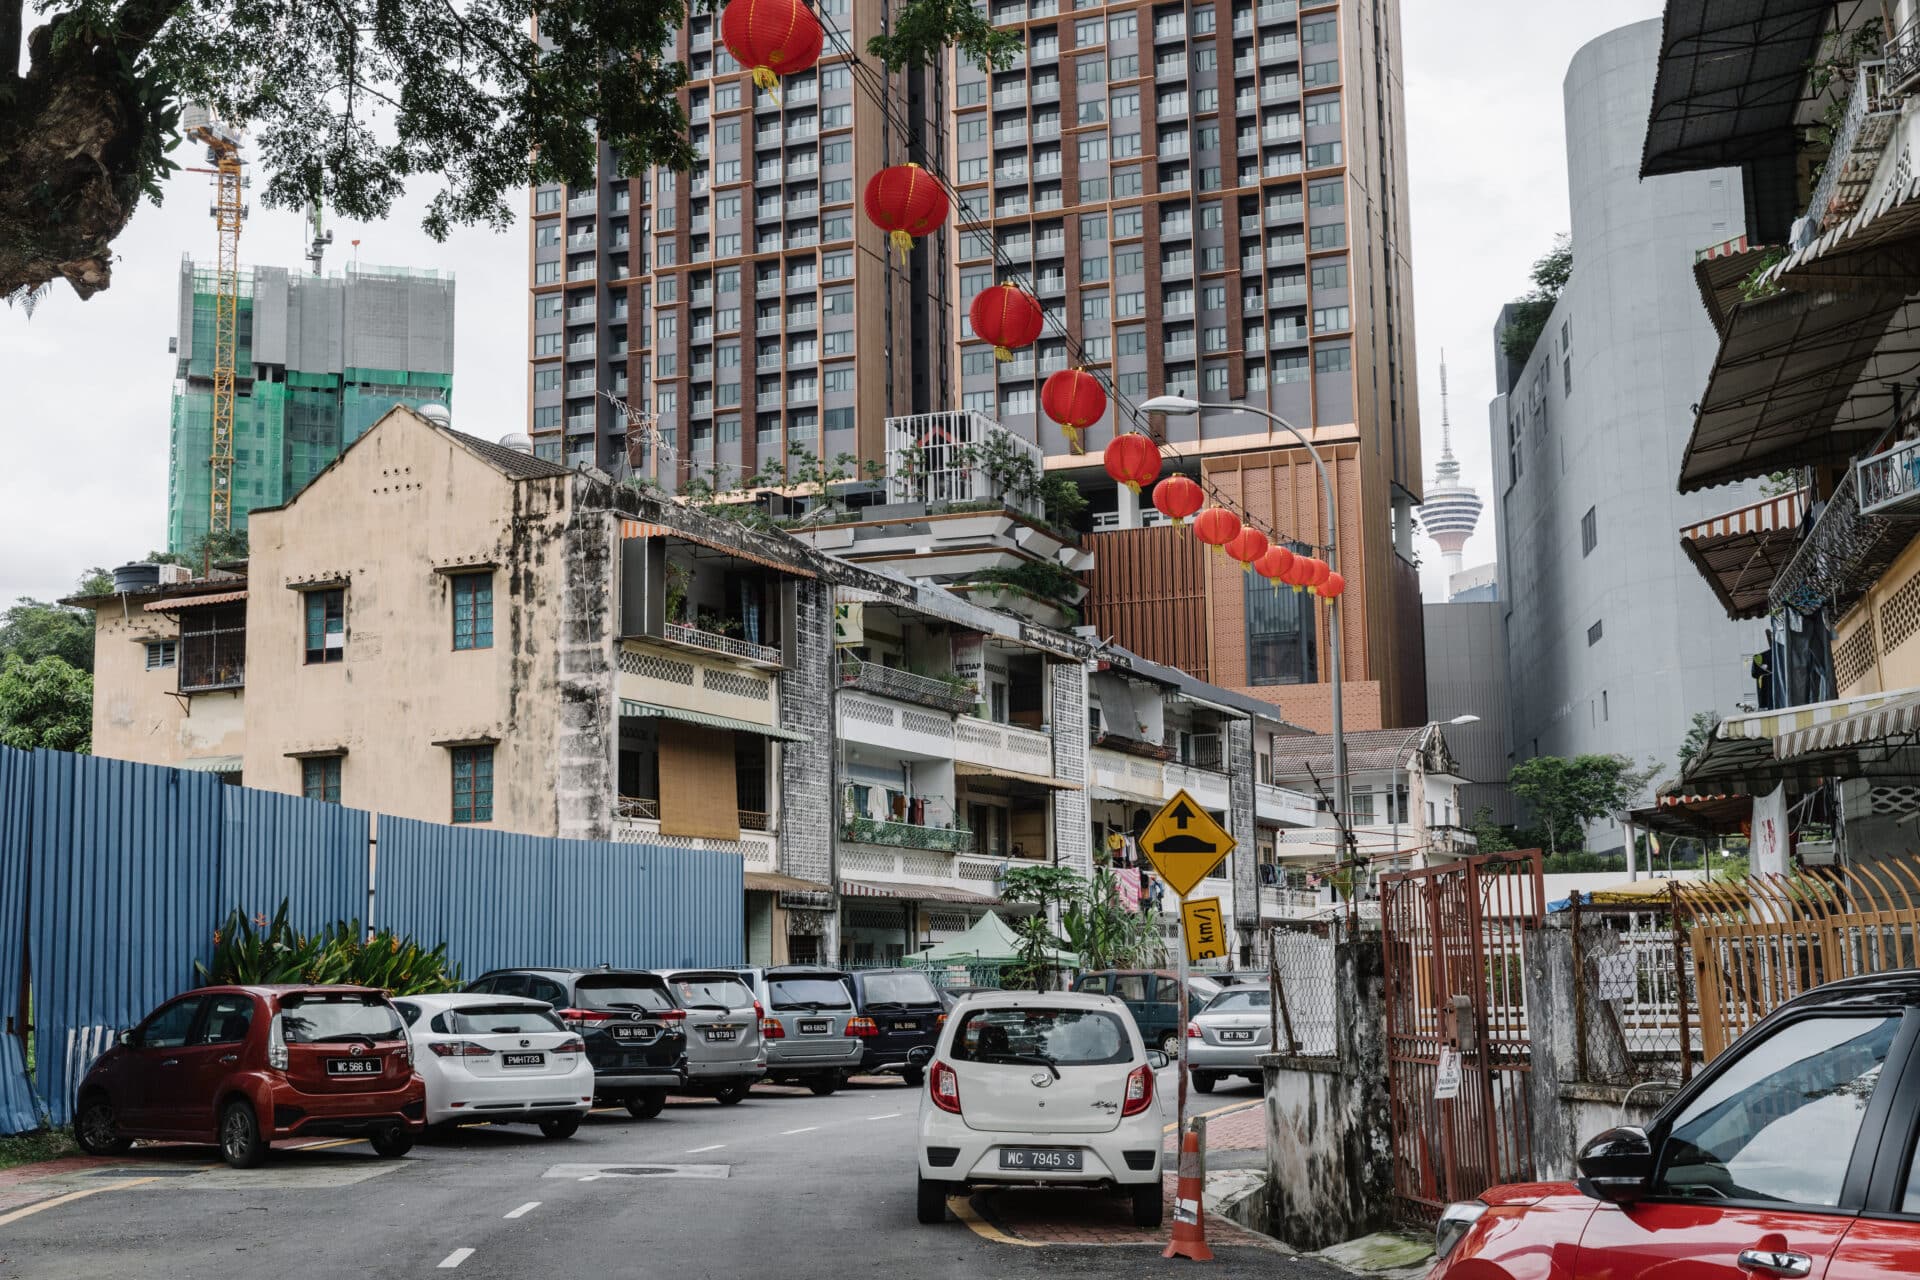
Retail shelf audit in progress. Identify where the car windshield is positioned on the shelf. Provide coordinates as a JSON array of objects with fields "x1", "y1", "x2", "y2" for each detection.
[
  {"x1": 862, "y1": 973, "x2": 939, "y2": 1006},
  {"x1": 279, "y1": 994, "x2": 405, "y2": 1043},
  {"x1": 576, "y1": 978, "x2": 674, "y2": 1012},
  {"x1": 770, "y1": 977, "x2": 853, "y2": 1010},
  {"x1": 1204, "y1": 990, "x2": 1271, "y2": 1013},
  {"x1": 951, "y1": 1007, "x2": 1132, "y2": 1067},
  {"x1": 671, "y1": 976, "x2": 754, "y2": 1009},
  {"x1": 436, "y1": 1005, "x2": 565, "y2": 1035}
]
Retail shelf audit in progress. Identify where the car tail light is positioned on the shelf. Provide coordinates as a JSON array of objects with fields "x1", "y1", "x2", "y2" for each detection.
[
  {"x1": 929, "y1": 1061, "x2": 961, "y2": 1114},
  {"x1": 267, "y1": 1014, "x2": 288, "y2": 1071},
  {"x1": 656, "y1": 1009, "x2": 687, "y2": 1023},
  {"x1": 937, "y1": 1012, "x2": 948, "y2": 1026},
  {"x1": 557, "y1": 1007, "x2": 613, "y2": 1030},
  {"x1": 845, "y1": 1016, "x2": 878, "y2": 1039},
  {"x1": 553, "y1": 1037, "x2": 586, "y2": 1055},
  {"x1": 1186, "y1": 1022, "x2": 1200, "y2": 1039},
  {"x1": 1121, "y1": 1063, "x2": 1154, "y2": 1117},
  {"x1": 761, "y1": 1018, "x2": 785, "y2": 1040},
  {"x1": 753, "y1": 1001, "x2": 765, "y2": 1021},
  {"x1": 428, "y1": 1040, "x2": 496, "y2": 1058}
]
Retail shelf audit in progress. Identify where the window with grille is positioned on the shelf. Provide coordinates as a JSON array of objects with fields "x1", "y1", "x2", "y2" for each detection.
[
  {"x1": 1581, "y1": 506, "x2": 1597, "y2": 556},
  {"x1": 452, "y1": 573, "x2": 494, "y2": 651},
  {"x1": 302, "y1": 756, "x2": 342, "y2": 804},
  {"x1": 452, "y1": 746, "x2": 495, "y2": 824},
  {"x1": 145, "y1": 641, "x2": 177, "y2": 670}
]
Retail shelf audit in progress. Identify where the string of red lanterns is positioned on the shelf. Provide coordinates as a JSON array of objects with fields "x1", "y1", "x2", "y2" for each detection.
[
  {"x1": 1041, "y1": 368, "x2": 1107, "y2": 452},
  {"x1": 719, "y1": 0, "x2": 823, "y2": 96},
  {"x1": 968, "y1": 284, "x2": 1044, "y2": 362},
  {"x1": 1103, "y1": 432, "x2": 1161, "y2": 494},
  {"x1": 863, "y1": 163, "x2": 950, "y2": 264}
]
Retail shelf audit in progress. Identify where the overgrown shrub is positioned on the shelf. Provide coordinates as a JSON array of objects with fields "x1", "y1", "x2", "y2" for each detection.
[{"x1": 196, "y1": 900, "x2": 462, "y2": 995}]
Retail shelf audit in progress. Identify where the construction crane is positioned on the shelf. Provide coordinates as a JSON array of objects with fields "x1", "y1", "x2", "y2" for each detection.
[{"x1": 181, "y1": 105, "x2": 245, "y2": 541}]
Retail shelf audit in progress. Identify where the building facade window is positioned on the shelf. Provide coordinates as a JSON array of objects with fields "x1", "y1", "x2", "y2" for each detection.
[
  {"x1": 452, "y1": 745, "x2": 495, "y2": 824},
  {"x1": 302, "y1": 755, "x2": 342, "y2": 804},
  {"x1": 1581, "y1": 506, "x2": 1597, "y2": 556},
  {"x1": 1245, "y1": 568, "x2": 1317, "y2": 685},
  {"x1": 304, "y1": 588, "x2": 345, "y2": 664},
  {"x1": 452, "y1": 572, "x2": 494, "y2": 650},
  {"x1": 145, "y1": 640, "x2": 177, "y2": 670},
  {"x1": 1587, "y1": 619, "x2": 1603, "y2": 647}
]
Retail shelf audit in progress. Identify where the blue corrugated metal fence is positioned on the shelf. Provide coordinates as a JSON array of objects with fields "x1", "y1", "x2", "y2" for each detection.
[{"x1": 0, "y1": 750, "x2": 746, "y2": 1133}]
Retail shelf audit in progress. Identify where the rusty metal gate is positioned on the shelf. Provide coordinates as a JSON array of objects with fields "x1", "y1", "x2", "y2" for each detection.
[{"x1": 1380, "y1": 850, "x2": 1544, "y2": 1226}]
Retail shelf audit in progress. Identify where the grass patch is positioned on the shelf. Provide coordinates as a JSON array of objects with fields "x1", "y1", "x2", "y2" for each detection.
[{"x1": 0, "y1": 1127, "x2": 76, "y2": 1171}]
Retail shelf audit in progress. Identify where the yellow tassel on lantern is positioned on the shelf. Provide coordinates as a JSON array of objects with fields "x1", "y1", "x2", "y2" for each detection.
[
  {"x1": 1062, "y1": 424, "x2": 1083, "y2": 452},
  {"x1": 752, "y1": 65, "x2": 783, "y2": 104},
  {"x1": 890, "y1": 228, "x2": 913, "y2": 264},
  {"x1": 1122, "y1": 480, "x2": 1141, "y2": 495},
  {"x1": 994, "y1": 345, "x2": 1012, "y2": 361}
]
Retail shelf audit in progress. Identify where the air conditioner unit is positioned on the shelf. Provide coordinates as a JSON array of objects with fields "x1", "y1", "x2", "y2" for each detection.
[
  {"x1": 1798, "y1": 839, "x2": 1837, "y2": 868},
  {"x1": 157, "y1": 564, "x2": 192, "y2": 585}
]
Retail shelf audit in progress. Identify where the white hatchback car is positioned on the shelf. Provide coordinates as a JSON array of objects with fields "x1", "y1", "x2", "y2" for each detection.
[
  {"x1": 393, "y1": 993, "x2": 595, "y2": 1137},
  {"x1": 915, "y1": 990, "x2": 1167, "y2": 1227}
]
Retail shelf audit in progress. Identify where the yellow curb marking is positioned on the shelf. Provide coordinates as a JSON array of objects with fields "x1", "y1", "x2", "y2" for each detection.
[
  {"x1": 950, "y1": 1195, "x2": 1043, "y2": 1248},
  {"x1": 0, "y1": 1176, "x2": 159, "y2": 1228}
]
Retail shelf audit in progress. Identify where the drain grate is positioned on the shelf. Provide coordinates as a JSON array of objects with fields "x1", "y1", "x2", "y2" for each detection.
[{"x1": 541, "y1": 1162, "x2": 730, "y2": 1181}]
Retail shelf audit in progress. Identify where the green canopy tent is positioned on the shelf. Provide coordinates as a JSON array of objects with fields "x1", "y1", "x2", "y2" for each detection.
[{"x1": 902, "y1": 910, "x2": 1078, "y2": 972}]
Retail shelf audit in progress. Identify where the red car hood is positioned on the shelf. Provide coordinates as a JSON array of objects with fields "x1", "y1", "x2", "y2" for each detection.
[{"x1": 1479, "y1": 1180, "x2": 1584, "y2": 1208}]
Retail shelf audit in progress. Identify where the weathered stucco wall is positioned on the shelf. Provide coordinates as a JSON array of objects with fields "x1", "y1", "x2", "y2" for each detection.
[
  {"x1": 1262, "y1": 939, "x2": 1394, "y2": 1251},
  {"x1": 90, "y1": 604, "x2": 246, "y2": 768}
]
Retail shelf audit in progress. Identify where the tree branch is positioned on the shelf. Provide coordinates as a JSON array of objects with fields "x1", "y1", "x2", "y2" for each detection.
[{"x1": 111, "y1": 0, "x2": 190, "y2": 56}]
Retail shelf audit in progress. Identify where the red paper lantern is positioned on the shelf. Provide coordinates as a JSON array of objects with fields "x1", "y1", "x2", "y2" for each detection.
[
  {"x1": 1152, "y1": 474, "x2": 1204, "y2": 526},
  {"x1": 1320, "y1": 571, "x2": 1347, "y2": 600},
  {"x1": 864, "y1": 163, "x2": 950, "y2": 263},
  {"x1": 969, "y1": 284, "x2": 1044, "y2": 362},
  {"x1": 1254, "y1": 546, "x2": 1295, "y2": 581},
  {"x1": 1103, "y1": 432, "x2": 1161, "y2": 495},
  {"x1": 1192, "y1": 506, "x2": 1241, "y2": 554},
  {"x1": 1302, "y1": 557, "x2": 1331, "y2": 593},
  {"x1": 720, "y1": 0, "x2": 824, "y2": 95},
  {"x1": 1280, "y1": 554, "x2": 1314, "y2": 592},
  {"x1": 1226, "y1": 527, "x2": 1270, "y2": 573},
  {"x1": 1042, "y1": 367, "x2": 1107, "y2": 450}
]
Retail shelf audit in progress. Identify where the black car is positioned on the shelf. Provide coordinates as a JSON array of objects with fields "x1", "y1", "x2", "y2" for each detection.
[
  {"x1": 846, "y1": 969, "x2": 945, "y2": 1086},
  {"x1": 466, "y1": 967, "x2": 686, "y2": 1118}
]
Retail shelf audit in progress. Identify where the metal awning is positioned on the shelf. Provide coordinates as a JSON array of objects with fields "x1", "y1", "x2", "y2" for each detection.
[
  {"x1": 1628, "y1": 793, "x2": 1754, "y2": 838},
  {"x1": 1679, "y1": 687, "x2": 1920, "y2": 789},
  {"x1": 954, "y1": 760, "x2": 1081, "y2": 791},
  {"x1": 745, "y1": 870, "x2": 834, "y2": 894},
  {"x1": 617, "y1": 700, "x2": 809, "y2": 743},
  {"x1": 840, "y1": 879, "x2": 1001, "y2": 905},
  {"x1": 144, "y1": 589, "x2": 247, "y2": 612},
  {"x1": 619, "y1": 519, "x2": 816, "y2": 579},
  {"x1": 1679, "y1": 488, "x2": 1808, "y2": 618},
  {"x1": 1773, "y1": 173, "x2": 1920, "y2": 291},
  {"x1": 179, "y1": 755, "x2": 243, "y2": 774},
  {"x1": 1776, "y1": 687, "x2": 1920, "y2": 758},
  {"x1": 1694, "y1": 237, "x2": 1777, "y2": 336}
]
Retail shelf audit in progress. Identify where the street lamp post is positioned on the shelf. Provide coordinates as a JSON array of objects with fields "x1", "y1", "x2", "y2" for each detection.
[
  {"x1": 1388, "y1": 715, "x2": 1480, "y2": 874},
  {"x1": 1141, "y1": 395, "x2": 1351, "y2": 827}
]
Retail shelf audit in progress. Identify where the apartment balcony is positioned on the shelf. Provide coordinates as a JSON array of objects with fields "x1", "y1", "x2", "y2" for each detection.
[
  {"x1": 566, "y1": 303, "x2": 597, "y2": 325},
  {"x1": 756, "y1": 354, "x2": 784, "y2": 372},
  {"x1": 842, "y1": 815, "x2": 976, "y2": 855},
  {"x1": 618, "y1": 641, "x2": 780, "y2": 733},
  {"x1": 1032, "y1": 82, "x2": 1059, "y2": 103},
  {"x1": 1242, "y1": 294, "x2": 1265, "y2": 314},
  {"x1": 756, "y1": 391, "x2": 783, "y2": 410},
  {"x1": 609, "y1": 340, "x2": 630, "y2": 358},
  {"x1": 1256, "y1": 781, "x2": 1320, "y2": 828},
  {"x1": 565, "y1": 412, "x2": 597, "y2": 433},
  {"x1": 690, "y1": 289, "x2": 714, "y2": 307},
  {"x1": 567, "y1": 231, "x2": 597, "y2": 251},
  {"x1": 839, "y1": 656, "x2": 978, "y2": 714},
  {"x1": 609, "y1": 234, "x2": 631, "y2": 250},
  {"x1": 1268, "y1": 242, "x2": 1304, "y2": 265},
  {"x1": 992, "y1": 89, "x2": 1027, "y2": 108},
  {"x1": 1771, "y1": 456, "x2": 1919, "y2": 615},
  {"x1": 1258, "y1": 1, "x2": 1297, "y2": 21},
  {"x1": 566, "y1": 337, "x2": 597, "y2": 360},
  {"x1": 566, "y1": 194, "x2": 597, "y2": 215},
  {"x1": 954, "y1": 714, "x2": 1055, "y2": 778},
  {"x1": 566, "y1": 376, "x2": 596, "y2": 396},
  {"x1": 1891, "y1": 18, "x2": 1920, "y2": 94},
  {"x1": 566, "y1": 264, "x2": 597, "y2": 283},
  {"x1": 756, "y1": 276, "x2": 782, "y2": 295},
  {"x1": 1233, "y1": 14, "x2": 1254, "y2": 34},
  {"x1": 1259, "y1": 39, "x2": 1298, "y2": 62},
  {"x1": 757, "y1": 316, "x2": 782, "y2": 333},
  {"x1": 1258, "y1": 886, "x2": 1329, "y2": 920},
  {"x1": 838, "y1": 844, "x2": 1012, "y2": 894},
  {"x1": 1803, "y1": 60, "x2": 1901, "y2": 238},
  {"x1": 663, "y1": 619, "x2": 782, "y2": 668},
  {"x1": 838, "y1": 689, "x2": 962, "y2": 758},
  {"x1": 612, "y1": 809, "x2": 777, "y2": 871},
  {"x1": 1271, "y1": 283, "x2": 1306, "y2": 305},
  {"x1": 610, "y1": 376, "x2": 629, "y2": 397}
]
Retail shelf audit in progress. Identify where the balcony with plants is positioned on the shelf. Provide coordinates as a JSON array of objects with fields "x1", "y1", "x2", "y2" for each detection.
[
  {"x1": 841, "y1": 786, "x2": 975, "y2": 855},
  {"x1": 838, "y1": 655, "x2": 978, "y2": 715}
]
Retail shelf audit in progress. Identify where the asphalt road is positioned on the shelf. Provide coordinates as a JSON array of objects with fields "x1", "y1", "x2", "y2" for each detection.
[{"x1": 0, "y1": 1073, "x2": 1352, "y2": 1279}]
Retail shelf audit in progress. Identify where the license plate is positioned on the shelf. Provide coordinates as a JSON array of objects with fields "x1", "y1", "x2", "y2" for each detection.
[
  {"x1": 894, "y1": 1020, "x2": 920, "y2": 1031},
  {"x1": 326, "y1": 1057, "x2": 382, "y2": 1077},
  {"x1": 502, "y1": 1052, "x2": 545, "y2": 1067},
  {"x1": 612, "y1": 1026, "x2": 650, "y2": 1041},
  {"x1": 1220, "y1": 1030, "x2": 1254, "y2": 1042},
  {"x1": 999, "y1": 1148, "x2": 1082, "y2": 1171},
  {"x1": 705, "y1": 1028, "x2": 738, "y2": 1042},
  {"x1": 798, "y1": 1019, "x2": 830, "y2": 1035}
]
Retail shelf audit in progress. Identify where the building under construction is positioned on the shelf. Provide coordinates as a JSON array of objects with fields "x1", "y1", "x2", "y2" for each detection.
[{"x1": 166, "y1": 255, "x2": 457, "y2": 554}]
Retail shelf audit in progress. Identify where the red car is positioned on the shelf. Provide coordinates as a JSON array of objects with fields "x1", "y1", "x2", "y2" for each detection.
[
  {"x1": 72, "y1": 984, "x2": 426, "y2": 1168},
  {"x1": 1431, "y1": 973, "x2": 1920, "y2": 1279}
]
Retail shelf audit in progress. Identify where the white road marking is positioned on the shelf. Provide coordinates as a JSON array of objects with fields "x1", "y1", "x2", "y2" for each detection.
[
  {"x1": 867, "y1": 1113, "x2": 902, "y2": 1120},
  {"x1": 437, "y1": 1248, "x2": 475, "y2": 1269},
  {"x1": 781, "y1": 1126, "x2": 819, "y2": 1135},
  {"x1": 685, "y1": 1143, "x2": 726, "y2": 1153},
  {"x1": 504, "y1": 1202, "x2": 541, "y2": 1219}
]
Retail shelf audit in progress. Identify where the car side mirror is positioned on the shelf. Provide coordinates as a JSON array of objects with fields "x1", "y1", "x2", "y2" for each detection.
[
  {"x1": 1146, "y1": 1050, "x2": 1170, "y2": 1070},
  {"x1": 906, "y1": 1045, "x2": 935, "y2": 1069},
  {"x1": 1577, "y1": 1126, "x2": 1655, "y2": 1204},
  {"x1": 118, "y1": 1029, "x2": 134, "y2": 1048}
]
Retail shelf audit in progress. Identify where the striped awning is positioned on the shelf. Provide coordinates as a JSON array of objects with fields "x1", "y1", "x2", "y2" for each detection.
[
  {"x1": 1775, "y1": 689, "x2": 1920, "y2": 760},
  {"x1": 619, "y1": 519, "x2": 816, "y2": 578},
  {"x1": 617, "y1": 700, "x2": 809, "y2": 743},
  {"x1": 841, "y1": 879, "x2": 1000, "y2": 905},
  {"x1": 179, "y1": 755, "x2": 243, "y2": 774},
  {"x1": 144, "y1": 589, "x2": 247, "y2": 612}
]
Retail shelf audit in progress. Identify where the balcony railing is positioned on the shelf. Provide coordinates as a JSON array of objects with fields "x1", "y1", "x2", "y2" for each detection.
[
  {"x1": 1770, "y1": 463, "x2": 1919, "y2": 615},
  {"x1": 1090, "y1": 730, "x2": 1174, "y2": 761},
  {"x1": 839, "y1": 657, "x2": 978, "y2": 713},
  {"x1": 1857, "y1": 436, "x2": 1920, "y2": 517},
  {"x1": 1803, "y1": 60, "x2": 1901, "y2": 238},
  {"x1": 1891, "y1": 18, "x2": 1920, "y2": 94},
  {"x1": 664, "y1": 620, "x2": 782, "y2": 666},
  {"x1": 842, "y1": 816, "x2": 976, "y2": 855},
  {"x1": 617, "y1": 796, "x2": 770, "y2": 831}
]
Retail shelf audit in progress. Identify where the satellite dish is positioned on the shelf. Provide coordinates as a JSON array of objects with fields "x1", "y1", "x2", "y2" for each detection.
[{"x1": 498, "y1": 432, "x2": 534, "y2": 454}]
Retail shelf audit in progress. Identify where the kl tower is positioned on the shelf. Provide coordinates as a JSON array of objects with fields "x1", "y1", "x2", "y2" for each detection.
[{"x1": 1419, "y1": 352, "x2": 1483, "y2": 583}]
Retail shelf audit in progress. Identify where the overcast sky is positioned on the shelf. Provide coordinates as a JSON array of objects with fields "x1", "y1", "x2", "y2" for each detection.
[{"x1": 0, "y1": 0, "x2": 1660, "y2": 606}]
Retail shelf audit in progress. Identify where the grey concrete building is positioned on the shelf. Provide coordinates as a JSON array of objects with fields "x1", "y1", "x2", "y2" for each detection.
[
  {"x1": 1489, "y1": 19, "x2": 1767, "y2": 847},
  {"x1": 1424, "y1": 599, "x2": 1513, "y2": 825}
]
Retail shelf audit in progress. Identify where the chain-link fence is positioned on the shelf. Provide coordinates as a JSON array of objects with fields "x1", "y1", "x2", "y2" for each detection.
[
  {"x1": 1265, "y1": 925, "x2": 1337, "y2": 1056},
  {"x1": 1571, "y1": 893, "x2": 1701, "y2": 1085}
]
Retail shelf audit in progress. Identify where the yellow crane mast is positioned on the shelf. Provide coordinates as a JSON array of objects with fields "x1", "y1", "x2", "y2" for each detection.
[{"x1": 182, "y1": 107, "x2": 245, "y2": 541}]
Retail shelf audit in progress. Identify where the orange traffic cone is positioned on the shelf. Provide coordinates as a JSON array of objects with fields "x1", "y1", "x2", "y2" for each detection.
[{"x1": 1163, "y1": 1121, "x2": 1214, "y2": 1261}]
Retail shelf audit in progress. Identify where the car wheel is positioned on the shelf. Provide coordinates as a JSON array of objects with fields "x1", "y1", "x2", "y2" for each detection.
[
  {"x1": 1193, "y1": 1071, "x2": 1217, "y2": 1094},
  {"x1": 627, "y1": 1092, "x2": 667, "y2": 1120},
  {"x1": 72, "y1": 1095, "x2": 132, "y2": 1156},
  {"x1": 1131, "y1": 1183, "x2": 1165, "y2": 1229},
  {"x1": 901, "y1": 1067, "x2": 925, "y2": 1088},
  {"x1": 713, "y1": 1081, "x2": 751, "y2": 1106},
  {"x1": 539, "y1": 1115, "x2": 582, "y2": 1140},
  {"x1": 1158, "y1": 1031, "x2": 1179, "y2": 1054},
  {"x1": 807, "y1": 1076, "x2": 839, "y2": 1096},
  {"x1": 219, "y1": 1099, "x2": 266, "y2": 1169},
  {"x1": 369, "y1": 1125, "x2": 414, "y2": 1159},
  {"x1": 917, "y1": 1176, "x2": 959, "y2": 1224}
]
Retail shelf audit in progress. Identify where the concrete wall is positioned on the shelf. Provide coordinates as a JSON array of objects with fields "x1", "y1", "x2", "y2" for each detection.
[
  {"x1": 244, "y1": 409, "x2": 594, "y2": 835},
  {"x1": 1262, "y1": 940, "x2": 1394, "y2": 1251},
  {"x1": 89, "y1": 604, "x2": 245, "y2": 768},
  {"x1": 1424, "y1": 600, "x2": 1515, "y2": 825},
  {"x1": 1491, "y1": 19, "x2": 1767, "y2": 848}
]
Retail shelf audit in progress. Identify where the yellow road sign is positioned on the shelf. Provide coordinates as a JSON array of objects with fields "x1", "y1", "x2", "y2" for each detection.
[
  {"x1": 1140, "y1": 788, "x2": 1236, "y2": 898},
  {"x1": 1181, "y1": 897, "x2": 1226, "y2": 964}
]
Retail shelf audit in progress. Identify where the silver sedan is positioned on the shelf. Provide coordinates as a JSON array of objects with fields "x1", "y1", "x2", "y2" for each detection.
[{"x1": 1185, "y1": 987, "x2": 1273, "y2": 1091}]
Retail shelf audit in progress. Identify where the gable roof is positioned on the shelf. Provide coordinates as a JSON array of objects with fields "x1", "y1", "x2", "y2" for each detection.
[{"x1": 442, "y1": 427, "x2": 575, "y2": 480}]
